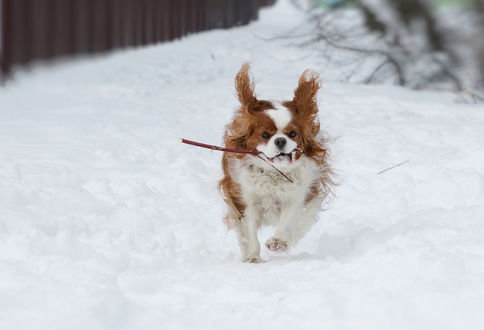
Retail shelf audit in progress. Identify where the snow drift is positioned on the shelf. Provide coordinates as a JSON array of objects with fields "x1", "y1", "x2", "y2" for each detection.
[{"x1": 0, "y1": 1, "x2": 484, "y2": 330}]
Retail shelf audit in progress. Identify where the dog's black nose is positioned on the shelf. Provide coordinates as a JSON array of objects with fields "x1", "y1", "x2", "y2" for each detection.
[{"x1": 274, "y1": 137, "x2": 287, "y2": 149}]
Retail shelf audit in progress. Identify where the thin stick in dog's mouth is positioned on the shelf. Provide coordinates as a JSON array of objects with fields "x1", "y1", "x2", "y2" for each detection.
[
  {"x1": 181, "y1": 138, "x2": 294, "y2": 183},
  {"x1": 255, "y1": 154, "x2": 294, "y2": 183}
]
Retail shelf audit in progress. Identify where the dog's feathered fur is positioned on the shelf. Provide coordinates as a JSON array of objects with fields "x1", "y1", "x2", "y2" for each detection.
[{"x1": 220, "y1": 63, "x2": 334, "y2": 262}]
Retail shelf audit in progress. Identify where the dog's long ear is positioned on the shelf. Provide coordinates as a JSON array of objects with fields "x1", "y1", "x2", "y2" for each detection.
[
  {"x1": 292, "y1": 70, "x2": 320, "y2": 119},
  {"x1": 235, "y1": 63, "x2": 272, "y2": 113},
  {"x1": 235, "y1": 63, "x2": 256, "y2": 107}
]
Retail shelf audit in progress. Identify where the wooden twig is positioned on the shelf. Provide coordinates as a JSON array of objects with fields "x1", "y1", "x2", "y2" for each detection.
[
  {"x1": 377, "y1": 160, "x2": 410, "y2": 174},
  {"x1": 181, "y1": 138, "x2": 260, "y2": 155},
  {"x1": 454, "y1": 90, "x2": 484, "y2": 104},
  {"x1": 181, "y1": 138, "x2": 294, "y2": 183}
]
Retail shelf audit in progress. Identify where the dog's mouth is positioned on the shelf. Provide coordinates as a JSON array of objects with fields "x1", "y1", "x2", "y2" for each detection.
[{"x1": 267, "y1": 152, "x2": 293, "y2": 163}]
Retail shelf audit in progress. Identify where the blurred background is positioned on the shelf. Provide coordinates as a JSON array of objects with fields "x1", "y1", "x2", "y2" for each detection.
[
  {"x1": 0, "y1": 0, "x2": 483, "y2": 94},
  {"x1": 293, "y1": 0, "x2": 484, "y2": 93}
]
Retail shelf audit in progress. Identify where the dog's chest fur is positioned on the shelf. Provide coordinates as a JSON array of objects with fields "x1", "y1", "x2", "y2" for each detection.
[{"x1": 232, "y1": 157, "x2": 319, "y2": 225}]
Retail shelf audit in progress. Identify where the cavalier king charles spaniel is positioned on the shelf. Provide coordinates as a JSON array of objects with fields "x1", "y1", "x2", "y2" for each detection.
[{"x1": 220, "y1": 63, "x2": 334, "y2": 263}]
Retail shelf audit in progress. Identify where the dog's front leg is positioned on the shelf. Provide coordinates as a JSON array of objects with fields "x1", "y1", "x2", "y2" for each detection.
[
  {"x1": 235, "y1": 205, "x2": 261, "y2": 263},
  {"x1": 265, "y1": 200, "x2": 302, "y2": 252}
]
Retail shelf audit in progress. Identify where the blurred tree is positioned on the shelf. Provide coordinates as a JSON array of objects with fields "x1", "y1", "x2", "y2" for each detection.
[
  {"x1": 477, "y1": 0, "x2": 484, "y2": 87},
  {"x1": 386, "y1": 0, "x2": 445, "y2": 52},
  {"x1": 294, "y1": 0, "x2": 483, "y2": 92}
]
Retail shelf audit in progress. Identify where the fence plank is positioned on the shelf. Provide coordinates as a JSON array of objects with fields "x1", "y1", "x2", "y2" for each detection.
[
  {"x1": 0, "y1": 0, "x2": 274, "y2": 80},
  {"x1": 1, "y1": 0, "x2": 11, "y2": 78}
]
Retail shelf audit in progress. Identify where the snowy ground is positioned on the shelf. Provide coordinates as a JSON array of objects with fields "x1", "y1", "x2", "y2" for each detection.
[{"x1": 1, "y1": 1, "x2": 484, "y2": 330}]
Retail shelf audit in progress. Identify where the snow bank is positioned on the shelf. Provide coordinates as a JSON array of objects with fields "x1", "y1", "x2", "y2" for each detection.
[{"x1": 1, "y1": 1, "x2": 484, "y2": 329}]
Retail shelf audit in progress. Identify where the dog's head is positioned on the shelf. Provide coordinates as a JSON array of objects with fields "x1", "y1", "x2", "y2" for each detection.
[{"x1": 224, "y1": 63, "x2": 325, "y2": 169}]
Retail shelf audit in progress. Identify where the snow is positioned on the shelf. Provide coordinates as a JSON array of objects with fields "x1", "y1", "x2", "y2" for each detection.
[{"x1": 1, "y1": 1, "x2": 484, "y2": 329}]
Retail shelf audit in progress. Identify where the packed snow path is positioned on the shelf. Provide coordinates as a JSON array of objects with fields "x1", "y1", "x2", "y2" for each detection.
[{"x1": 1, "y1": 2, "x2": 484, "y2": 330}]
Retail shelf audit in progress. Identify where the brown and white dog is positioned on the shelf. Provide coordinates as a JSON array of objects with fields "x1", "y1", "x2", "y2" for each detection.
[{"x1": 220, "y1": 63, "x2": 334, "y2": 263}]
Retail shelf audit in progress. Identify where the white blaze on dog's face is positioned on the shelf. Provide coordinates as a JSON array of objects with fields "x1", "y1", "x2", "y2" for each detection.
[{"x1": 256, "y1": 104, "x2": 299, "y2": 166}]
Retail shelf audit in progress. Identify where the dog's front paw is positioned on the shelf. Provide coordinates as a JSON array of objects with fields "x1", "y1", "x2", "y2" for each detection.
[
  {"x1": 265, "y1": 237, "x2": 288, "y2": 252},
  {"x1": 243, "y1": 256, "x2": 263, "y2": 263}
]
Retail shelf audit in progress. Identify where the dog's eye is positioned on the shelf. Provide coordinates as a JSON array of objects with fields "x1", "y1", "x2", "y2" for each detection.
[
  {"x1": 288, "y1": 130, "x2": 297, "y2": 138},
  {"x1": 261, "y1": 132, "x2": 271, "y2": 139}
]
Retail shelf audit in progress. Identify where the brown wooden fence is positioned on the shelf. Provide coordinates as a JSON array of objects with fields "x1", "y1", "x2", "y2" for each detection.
[{"x1": 0, "y1": 0, "x2": 275, "y2": 80}]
